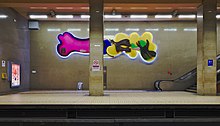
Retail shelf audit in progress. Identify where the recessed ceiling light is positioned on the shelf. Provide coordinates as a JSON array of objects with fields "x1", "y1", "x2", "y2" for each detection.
[
  {"x1": 184, "y1": 28, "x2": 197, "y2": 31},
  {"x1": 0, "y1": 15, "x2": 8, "y2": 19},
  {"x1": 145, "y1": 28, "x2": 159, "y2": 31},
  {"x1": 105, "y1": 28, "x2": 119, "y2": 31},
  {"x1": 104, "y1": 15, "x2": 122, "y2": 18},
  {"x1": 29, "y1": 15, "x2": 48, "y2": 19},
  {"x1": 125, "y1": 28, "x2": 140, "y2": 32},
  {"x1": 178, "y1": 15, "x2": 196, "y2": 18},
  {"x1": 94, "y1": 44, "x2": 101, "y2": 47},
  {"x1": 67, "y1": 28, "x2": 81, "y2": 32},
  {"x1": 155, "y1": 15, "x2": 172, "y2": 18},
  {"x1": 130, "y1": 15, "x2": 148, "y2": 18},
  {"x1": 164, "y1": 28, "x2": 177, "y2": 31},
  {"x1": 56, "y1": 15, "x2": 73, "y2": 19},
  {"x1": 47, "y1": 28, "x2": 61, "y2": 32},
  {"x1": 197, "y1": 15, "x2": 203, "y2": 18},
  {"x1": 81, "y1": 15, "x2": 90, "y2": 18}
]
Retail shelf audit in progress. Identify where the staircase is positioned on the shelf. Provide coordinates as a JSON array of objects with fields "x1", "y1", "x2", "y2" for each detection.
[
  {"x1": 187, "y1": 81, "x2": 220, "y2": 93},
  {"x1": 186, "y1": 84, "x2": 197, "y2": 93}
]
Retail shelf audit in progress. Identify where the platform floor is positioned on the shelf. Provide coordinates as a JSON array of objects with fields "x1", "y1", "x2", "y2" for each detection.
[{"x1": 0, "y1": 90, "x2": 220, "y2": 105}]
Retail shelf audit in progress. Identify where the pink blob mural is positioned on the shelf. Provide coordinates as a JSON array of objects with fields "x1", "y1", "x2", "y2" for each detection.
[{"x1": 57, "y1": 32, "x2": 90, "y2": 57}]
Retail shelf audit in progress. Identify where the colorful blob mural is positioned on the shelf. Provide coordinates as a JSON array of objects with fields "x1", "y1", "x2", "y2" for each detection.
[{"x1": 56, "y1": 32, "x2": 158, "y2": 64}]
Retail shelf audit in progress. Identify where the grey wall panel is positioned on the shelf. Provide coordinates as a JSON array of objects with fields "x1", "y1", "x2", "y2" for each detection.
[{"x1": 0, "y1": 8, "x2": 30, "y2": 93}]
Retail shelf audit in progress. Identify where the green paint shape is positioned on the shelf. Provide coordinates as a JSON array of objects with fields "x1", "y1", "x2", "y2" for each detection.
[
  {"x1": 131, "y1": 43, "x2": 138, "y2": 49},
  {"x1": 139, "y1": 40, "x2": 146, "y2": 47}
]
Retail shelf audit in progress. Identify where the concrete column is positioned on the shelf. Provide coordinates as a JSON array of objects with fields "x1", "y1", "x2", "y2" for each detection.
[
  {"x1": 89, "y1": 0, "x2": 104, "y2": 96},
  {"x1": 197, "y1": 0, "x2": 217, "y2": 95}
]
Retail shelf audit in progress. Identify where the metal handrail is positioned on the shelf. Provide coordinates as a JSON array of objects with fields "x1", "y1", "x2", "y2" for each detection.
[{"x1": 154, "y1": 54, "x2": 220, "y2": 91}]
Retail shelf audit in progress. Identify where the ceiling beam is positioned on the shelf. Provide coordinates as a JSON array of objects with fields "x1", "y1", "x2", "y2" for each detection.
[
  {"x1": 104, "y1": 0, "x2": 202, "y2": 4},
  {"x1": 0, "y1": 0, "x2": 202, "y2": 4},
  {"x1": 0, "y1": 0, "x2": 89, "y2": 3}
]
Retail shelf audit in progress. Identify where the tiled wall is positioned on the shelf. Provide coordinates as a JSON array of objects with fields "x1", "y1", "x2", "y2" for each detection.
[{"x1": 30, "y1": 21, "x2": 216, "y2": 90}]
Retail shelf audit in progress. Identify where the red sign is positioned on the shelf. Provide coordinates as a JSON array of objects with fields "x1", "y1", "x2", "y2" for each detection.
[{"x1": 92, "y1": 60, "x2": 100, "y2": 71}]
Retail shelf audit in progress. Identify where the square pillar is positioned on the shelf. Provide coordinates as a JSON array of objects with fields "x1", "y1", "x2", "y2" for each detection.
[
  {"x1": 89, "y1": 0, "x2": 104, "y2": 96},
  {"x1": 197, "y1": 0, "x2": 217, "y2": 95}
]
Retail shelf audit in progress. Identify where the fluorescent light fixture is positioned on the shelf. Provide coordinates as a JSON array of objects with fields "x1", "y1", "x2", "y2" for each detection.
[
  {"x1": 130, "y1": 15, "x2": 148, "y2": 18},
  {"x1": 29, "y1": 15, "x2": 48, "y2": 19},
  {"x1": 125, "y1": 28, "x2": 140, "y2": 32},
  {"x1": 178, "y1": 15, "x2": 196, "y2": 18},
  {"x1": 104, "y1": 15, "x2": 122, "y2": 18},
  {"x1": 0, "y1": 15, "x2": 8, "y2": 19},
  {"x1": 216, "y1": 15, "x2": 220, "y2": 19},
  {"x1": 184, "y1": 28, "x2": 197, "y2": 32},
  {"x1": 47, "y1": 28, "x2": 61, "y2": 32},
  {"x1": 94, "y1": 44, "x2": 101, "y2": 47},
  {"x1": 145, "y1": 28, "x2": 159, "y2": 31},
  {"x1": 105, "y1": 28, "x2": 119, "y2": 31},
  {"x1": 81, "y1": 15, "x2": 90, "y2": 18},
  {"x1": 56, "y1": 15, "x2": 73, "y2": 19},
  {"x1": 164, "y1": 28, "x2": 177, "y2": 31},
  {"x1": 67, "y1": 28, "x2": 81, "y2": 32},
  {"x1": 197, "y1": 15, "x2": 203, "y2": 19},
  {"x1": 155, "y1": 15, "x2": 172, "y2": 19}
]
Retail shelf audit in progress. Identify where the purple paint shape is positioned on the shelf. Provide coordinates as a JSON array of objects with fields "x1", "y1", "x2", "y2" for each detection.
[{"x1": 57, "y1": 32, "x2": 90, "y2": 57}]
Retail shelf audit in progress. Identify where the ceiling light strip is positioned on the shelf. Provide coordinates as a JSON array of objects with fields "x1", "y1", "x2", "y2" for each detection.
[
  {"x1": 155, "y1": 15, "x2": 172, "y2": 19},
  {"x1": 178, "y1": 15, "x2": 196, "y2": 18},
  {"x1": 145, "y1": 28, "x2": 159, "y2": 31},
  {"x1": 164, "y1": 28, "x2": 177, "y2": 31},
  {"x1": 29, "y1": 15, "x2": 48, "y2": 19},
  {"x1": 67, "y1": 28, "x2": 81, "y2": 32},
  {"x1": 0, "y1": 15, "x2": 8, "y2": 19},
  {"x1": 104, "y1": 15, "x2": 122, "y2": 18},
  {"x1": 56, "y1": 15, "x2": 73, "y2": 19},
  {"x1": 130, "y1": 15, "x2": 148, "y2": 18},
  {"x1": 81, "y1": 15, "x2": 90, "y2": 18},
  {"x1": 47, "y1": 28, "x2": 61, "y2": 32},
  {"x1": 105, "y1": 28, "x2": 119, "y2": 31},
  {"x1": 125, "y1": 28, "x2": 140, "y2": 31}
]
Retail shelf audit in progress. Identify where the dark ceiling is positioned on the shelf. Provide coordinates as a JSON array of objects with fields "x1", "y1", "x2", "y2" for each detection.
[{"x1": 0, "y1": 0, "x2": 219, "y2": 20}]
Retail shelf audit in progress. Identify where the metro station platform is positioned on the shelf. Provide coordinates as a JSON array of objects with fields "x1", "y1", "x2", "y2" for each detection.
[{"x1": 0, "y1": 90, "x2": 220, "y2": 126}]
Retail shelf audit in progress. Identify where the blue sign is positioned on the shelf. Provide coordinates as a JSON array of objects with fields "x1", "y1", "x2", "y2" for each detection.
[{"x1": 208, "y1": 59, "x2": 213, "y2": 66}]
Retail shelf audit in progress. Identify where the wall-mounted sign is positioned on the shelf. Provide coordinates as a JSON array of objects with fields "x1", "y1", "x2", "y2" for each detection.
[
  {"x1": 92, "y1": 60, "x2": 100, "y2": 71},
  {"x1": 56, "y1": 32, "x2": 158, "y2": 64},
  {"x1": 1, "y1": 73, "x2": 7, "y2": 80},
  {"x1": 2, "y1": 60, "x2": 5, "y2": 67},
  {"x1": 208, "y1": 59, "x2": 213, "y2": 67},
  {"x1": 11, "y1": 63, "x2": 20, "y2": 88}
]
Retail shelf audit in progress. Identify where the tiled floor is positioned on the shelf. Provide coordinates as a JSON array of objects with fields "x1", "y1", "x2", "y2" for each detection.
[{"x1": 0, "y1": 90, "x2": 219, "y2": 105}]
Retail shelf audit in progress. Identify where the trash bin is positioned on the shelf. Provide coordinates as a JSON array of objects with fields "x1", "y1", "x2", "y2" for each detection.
[{"x1": 77, "y1": 81, "x2": 83, "y2": 90}]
